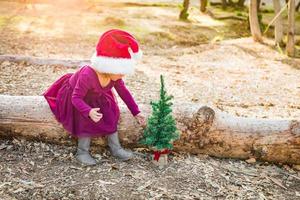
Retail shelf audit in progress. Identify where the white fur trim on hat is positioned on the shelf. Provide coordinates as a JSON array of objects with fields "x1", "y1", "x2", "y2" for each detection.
[
  {"x1": 90, "y1": 53, "x2": 136, "y2": 75},
  {"x1": 132, "y1": 50, "x2": 143, "y2": 60},
  {"x1": 128, "y1": 47, "x2": 143, "y2": 60}
]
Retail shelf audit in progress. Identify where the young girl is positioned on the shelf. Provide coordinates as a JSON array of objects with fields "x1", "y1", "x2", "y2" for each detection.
[{"x1": 43, "y1": 29, "x2": 146, "y2": 165}]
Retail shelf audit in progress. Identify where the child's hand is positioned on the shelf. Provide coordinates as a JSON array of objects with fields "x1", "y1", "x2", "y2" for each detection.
[
  {"x1": 135, "y1": 113, "x2": 146, "y2": 128},
  {"x1": 89, "y1": 108, "x2": 103, "y2": 123}
]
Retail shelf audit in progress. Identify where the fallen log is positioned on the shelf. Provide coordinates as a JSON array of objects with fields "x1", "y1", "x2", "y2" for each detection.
[
  {"x1": 0, "y1": 54, "x2": 89, "y2": 67},
  {"x1": 0, "y1": 95, "x2": 299, "y2": 165}
]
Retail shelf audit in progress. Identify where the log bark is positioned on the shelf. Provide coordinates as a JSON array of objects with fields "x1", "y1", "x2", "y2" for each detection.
[
  {"x1": 249, "y1": 0, "x2": 263, "y2": 42},
  {"x1": 0, "y1": 54, "x2": 90, "y2": 67},
  {"x1": 0, "y1": 95, "x2": 299, "y2": 165},
  {"x1": 286, "y1": 0, "x2": 296, "y2": 57}
]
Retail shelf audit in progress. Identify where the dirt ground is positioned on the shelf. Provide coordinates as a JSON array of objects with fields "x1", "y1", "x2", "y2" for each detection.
[
  {"x1": 0, "y1": 0, "x2": 300, "y2": 199},
  {"x1": 1, "y1": 138, "x2": 300, "y2": 200}
]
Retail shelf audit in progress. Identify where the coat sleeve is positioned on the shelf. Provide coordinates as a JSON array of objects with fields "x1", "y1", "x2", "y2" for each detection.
[
  {"x1": 71, "y1": 74, "x2": 92, "y2": 118},
  {"x1": 114, "y1": 79, "x2": 140, "y2": 116}
]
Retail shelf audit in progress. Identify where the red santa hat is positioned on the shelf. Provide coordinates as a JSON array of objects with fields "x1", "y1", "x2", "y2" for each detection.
[{"x1": 90, "y1": 29, "x2": 142, "y2": 75}]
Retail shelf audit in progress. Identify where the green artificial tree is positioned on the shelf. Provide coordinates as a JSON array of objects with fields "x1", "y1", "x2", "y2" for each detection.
[{"x1": 140, "y1": 75, "x2": 179, "y2": 153}]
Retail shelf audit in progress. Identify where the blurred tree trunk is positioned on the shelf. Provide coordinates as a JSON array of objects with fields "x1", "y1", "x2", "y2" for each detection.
[
  {"x1": 257, "y1": 0, "x2": 261, "y2": 11},
  {"x1": 237, "y1": 0, "x2": 246, "y2": 7},
  {"x1": 273, "y1": 0, "x2": 284, "y2": 45},
  {"x1": 200, "y1": 0, "x2": 208, "y2": 12},
  {"x1": 296, "y1": 1, "x2": 300, "y2": 11},
  {"x1": 221, "y1": 0, "x2": 227, "y2": 9},
  {"x1": 249, "y1": 0, "x2": 263, "y2": 42},
  {"x1": 179, "y1": 0, "x2": 190, "y2": 20},
  {"x1": 286, "y1": 0, "x2": 296, "y2": 57}
]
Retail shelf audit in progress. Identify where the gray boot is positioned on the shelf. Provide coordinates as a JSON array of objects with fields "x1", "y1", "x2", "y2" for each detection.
[
  {"x1": 107, "y1": 132, "x2": 133, "y2": 161},
  {"x1": 75, "y1": 137, "x2": 97, "y2": 166}
]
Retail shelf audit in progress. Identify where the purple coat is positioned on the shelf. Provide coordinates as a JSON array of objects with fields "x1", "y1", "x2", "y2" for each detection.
[{"x1": 43, "y1": 65, "x2": 140, "y2": 138}]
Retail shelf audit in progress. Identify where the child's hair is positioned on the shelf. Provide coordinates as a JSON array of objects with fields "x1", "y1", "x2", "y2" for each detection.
[
  {"x1": 96, "y1": 72, "x2": 111, "y2": 78},
  {"x1": 99, "y1": 72, "x2": 123, "y2": 78}
]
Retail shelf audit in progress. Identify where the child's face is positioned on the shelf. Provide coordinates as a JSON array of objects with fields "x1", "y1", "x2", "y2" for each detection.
[{"x1": 109, "y1": 74, "x2": 124, "y2": 81}]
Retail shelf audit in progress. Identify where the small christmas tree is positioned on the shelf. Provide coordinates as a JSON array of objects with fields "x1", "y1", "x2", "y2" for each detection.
[{"x1": 140, "y1": 75, "x2": 179, "y2": 153}]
